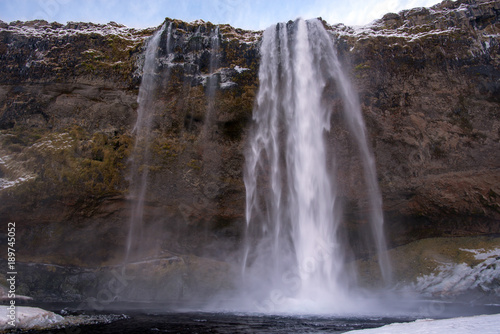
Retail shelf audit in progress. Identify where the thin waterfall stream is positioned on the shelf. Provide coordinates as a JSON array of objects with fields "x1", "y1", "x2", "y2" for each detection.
[{"x1": 125, "y1": 22, "x2": 169, "y2": 263}]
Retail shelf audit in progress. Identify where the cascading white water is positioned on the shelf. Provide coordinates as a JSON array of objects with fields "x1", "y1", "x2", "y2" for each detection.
[
  {"x1": 125, "y1": 23, "x2": 169, "y2": 263},
  {"x1": 243, "y1": 18, "x2": 390, "y2": 312},
  {"x1": 202, "y1": 26, "x2": 220, "y2": 141},
  {"x1": 208, "y1": 26, "x2": 220, "y2": 90},
  {"x1": 305, "y1": 18, "x2": 391, "y2": 283}
]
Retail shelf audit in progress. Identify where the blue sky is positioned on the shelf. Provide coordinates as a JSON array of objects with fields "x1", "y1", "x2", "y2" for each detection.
[{"x1": 1, "y1": 0, "x2": 443, "y2": 30}]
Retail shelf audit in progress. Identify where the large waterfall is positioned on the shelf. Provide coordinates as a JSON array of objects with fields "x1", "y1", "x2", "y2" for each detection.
[
  {"x1": 122, "y1": 18, "x2": 391, "y2": 311},
  {"x1": 242, "y1": 18, "x2": 390, "y2": 312}
]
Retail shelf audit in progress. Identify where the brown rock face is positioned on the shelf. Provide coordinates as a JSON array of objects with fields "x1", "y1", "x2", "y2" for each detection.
[
  {"x1": 0, "y1": 18, "x2": 260, "y2": 268},
  {"x1": 0, "y1": 0, "x2": 498, "y2": 300},
  {"x1": 332, "y1": 0, "x2": 500, "y2": 246}
]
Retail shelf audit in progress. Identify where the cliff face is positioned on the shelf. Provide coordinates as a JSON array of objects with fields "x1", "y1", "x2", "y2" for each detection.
[
  {"x1": 0, "y1": 0, "x2": 499, "y2": 293},
  {"x1": 334, "y1": 0, "x2": 500, "y2": 245},
  {"x1": 0, "y1": 19, "x2": 260, "y2": 267}
]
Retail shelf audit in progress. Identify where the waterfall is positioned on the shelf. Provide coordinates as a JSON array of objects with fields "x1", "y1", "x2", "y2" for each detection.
[
  {"x1": 125, "y1": 22, "x2": 169, "y2": 263},
  {"x1": 202, "y1": 26, "x2": 220, "y2": 142},
  {"x1": 242, "y1": 18, "x2": 390, "y2": 312}
]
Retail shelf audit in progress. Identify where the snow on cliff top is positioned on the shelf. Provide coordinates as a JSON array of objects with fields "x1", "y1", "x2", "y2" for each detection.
[
  {"x1": 0, "y1": 19, "x2": 262, "y2": 44},
  {"x1": 1, "y1": 0, "x2": 497, "y2": 43},
  {"x1": 0, "y1": 20, "x2": 151, "y2": 41},
  {"x1": 329, "y1": 0, "x2": 499, "y2": 41}
]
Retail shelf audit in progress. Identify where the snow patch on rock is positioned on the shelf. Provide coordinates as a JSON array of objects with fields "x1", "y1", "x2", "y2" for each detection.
[
  {"x1": 345, "y1": 313, "x2": 500, "y2": 334},
  {"x1": 0, "y1": 306, "x2": 64, "y2": 331},
  {"x1": 0, "y1": 305, "x2": 128, "y2": 331},
  {"x1": 412, "y1": 248, "x2": 500, "y2": 297}
]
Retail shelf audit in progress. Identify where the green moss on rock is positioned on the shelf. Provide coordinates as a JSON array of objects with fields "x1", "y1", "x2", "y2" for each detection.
[{"x1": 2, "y1": 126, "x2": 131, "y2": 211}]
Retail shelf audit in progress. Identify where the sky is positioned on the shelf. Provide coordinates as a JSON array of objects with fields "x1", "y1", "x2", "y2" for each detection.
[{"x1": 0, "y1": 0, "x2": 444, "y2": 30}]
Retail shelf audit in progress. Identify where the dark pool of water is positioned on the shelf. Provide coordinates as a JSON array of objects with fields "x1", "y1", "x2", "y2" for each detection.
[
  {"x1": 26, "y1": 312, "x2": 409, "y2": 334},
  {"x1": 21, "y1": 301, "x2": 500, "y2": 334}
]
